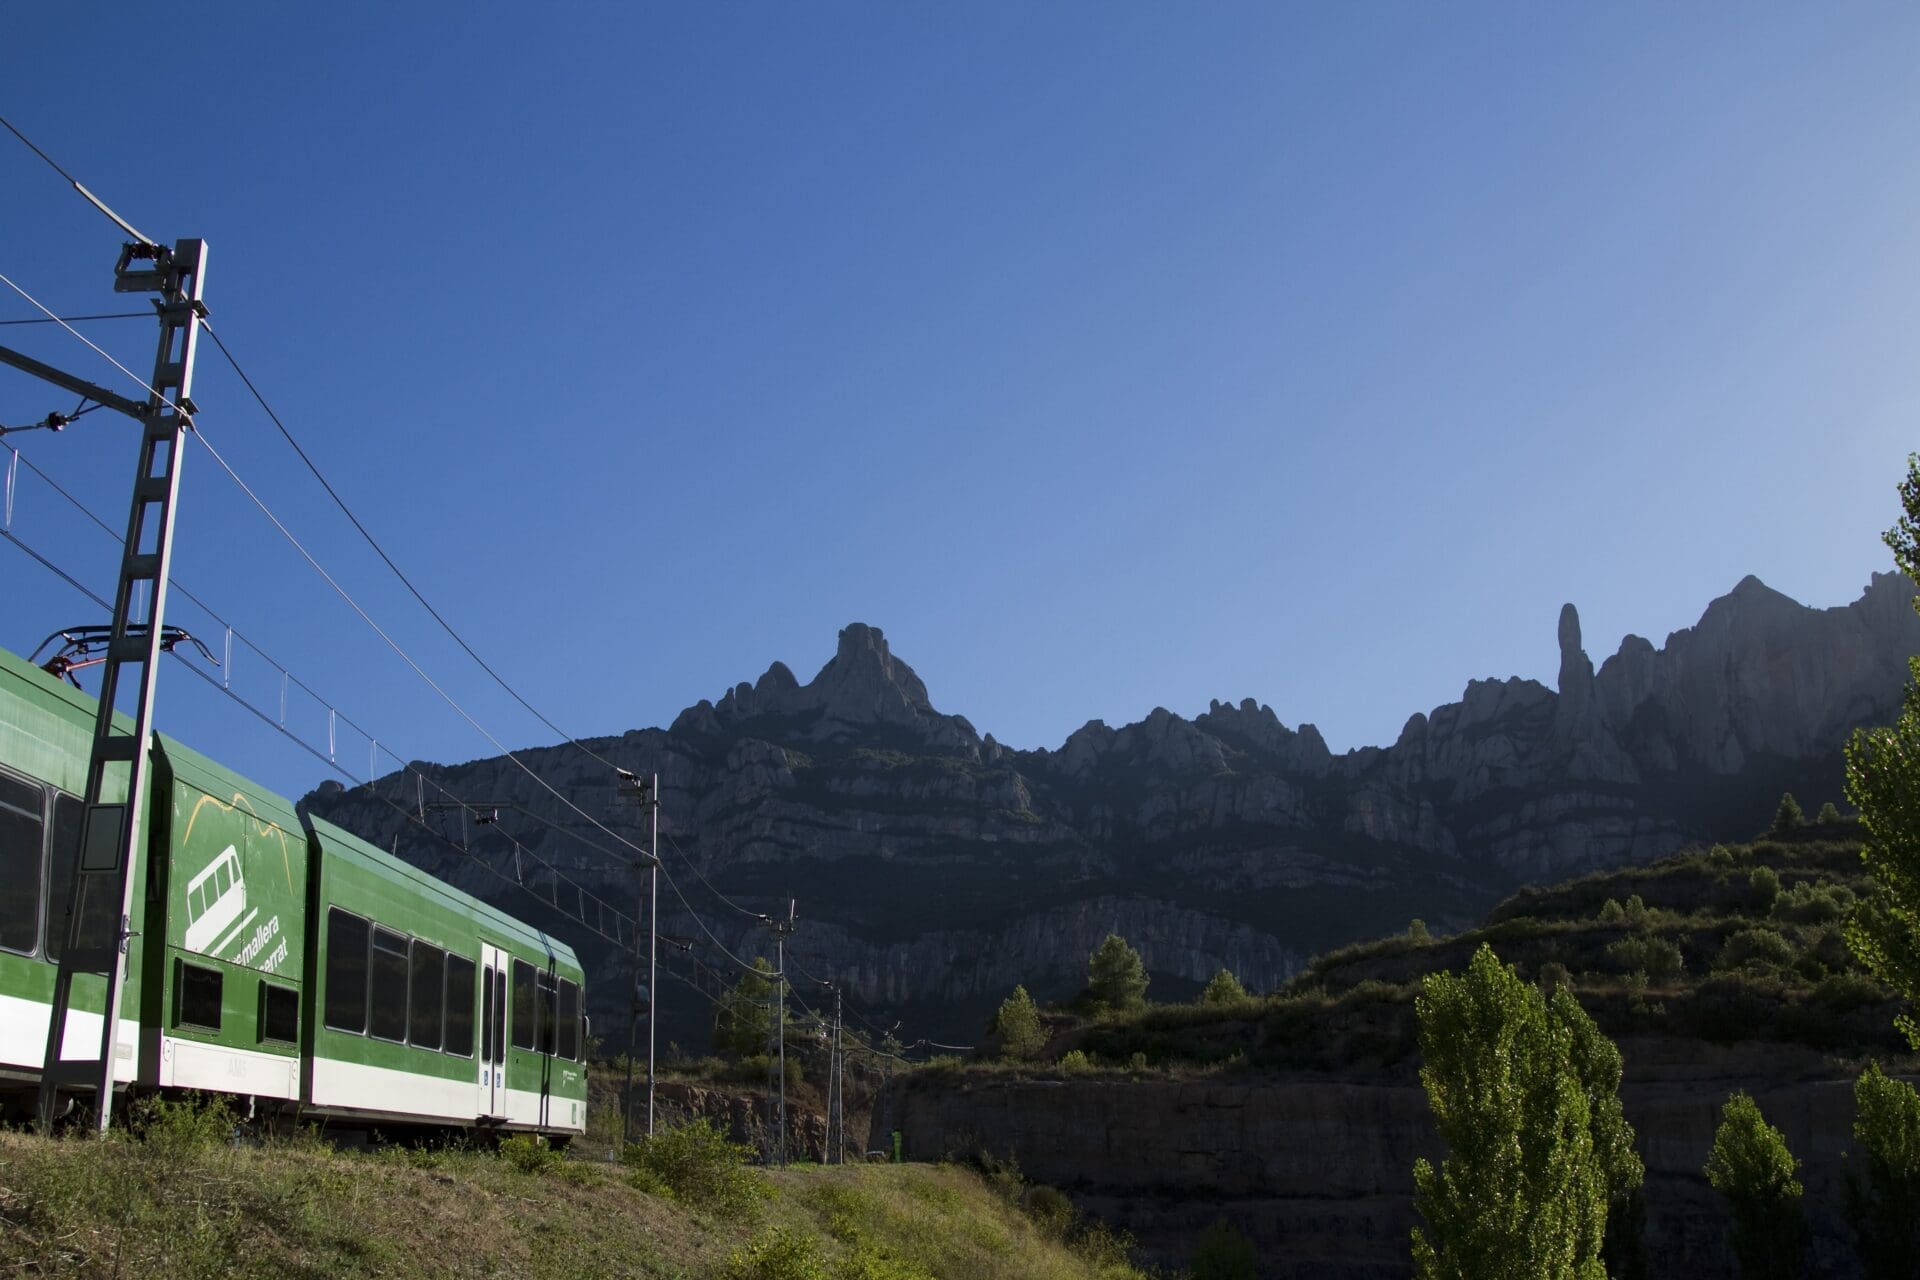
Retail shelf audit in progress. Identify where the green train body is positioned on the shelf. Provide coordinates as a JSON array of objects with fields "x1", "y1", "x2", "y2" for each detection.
[{"x1": 0, "y1": 644, "x2": 587, "y2": 1136}]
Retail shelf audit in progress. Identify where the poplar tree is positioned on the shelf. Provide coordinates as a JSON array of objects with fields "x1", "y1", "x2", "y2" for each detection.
[
  {"x1": 1411, "y1": 945, "x2": 1609, "y2": 1280},
  {"x1": 1847, "y1": 452, "x2": 1920, "y2": 1048},
  {"x1": 1847, "y1": 1062, "x2": 1920, "y2": 1279},
  {"x1": 1704, "y1": 1092, "x2": 1808, "y2": 1280}
]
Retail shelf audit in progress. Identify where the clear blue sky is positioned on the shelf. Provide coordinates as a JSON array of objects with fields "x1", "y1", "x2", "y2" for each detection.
[{"x1": 3, "y1": 4, "x2": 1917, "y2": 802}]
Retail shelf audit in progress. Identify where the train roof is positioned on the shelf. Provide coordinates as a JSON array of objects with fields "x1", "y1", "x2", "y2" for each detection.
[{"x1": 0, "y1": 643, "x2": 579, "y2": 972}]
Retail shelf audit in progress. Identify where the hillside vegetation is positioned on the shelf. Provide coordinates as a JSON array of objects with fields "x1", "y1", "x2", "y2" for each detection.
[
  {"x1": 0, "y1": 1103, "x2": 1149, "y2": 1280},
  {"x1": 965, "y1": 816, "x2": 1914, "y2": 1078}
]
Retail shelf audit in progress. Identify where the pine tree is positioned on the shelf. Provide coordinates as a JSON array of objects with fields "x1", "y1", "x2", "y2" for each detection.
[
  {"x1": 1704, "y1": 1092, "x2": 1808, "y2": 1280},
  {"x1": 1086, "y1": 934, "x2": 1149, "y2": 1013},
  {"x1": 1410, "y1": 945, "x2": 1609, "y2": 1280},
  {"x1": 712, "y1": 957, "x2": 776, "y2": 1059},
  {"x1": 1200, "y1": 968, "x2": 1250, "y2": 1005},
  {"x1": 991, "y1": 984, "x2": 1046, "y2": 1060},
  {"x1": 1772, "y1": 792, "x2": 1804, "y2": 833}
]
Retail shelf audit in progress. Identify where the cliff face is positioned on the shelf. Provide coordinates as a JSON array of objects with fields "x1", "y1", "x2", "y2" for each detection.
[
  {"x1": 876, "y1": 1044, "x2": 1887, "y2": 1279},
  {"x1": 304, "y1": 574, "x2": 1920, "y2": 1044}
]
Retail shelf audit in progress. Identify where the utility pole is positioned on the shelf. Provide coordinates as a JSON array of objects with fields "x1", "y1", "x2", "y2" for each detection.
[
  {"x1": 616, "y1": 770, "x2": 661, "y2": 1145},
  {"x1": 830, "y1": 983, "x2": 844, "y2": 1164},
  {"x1": 1, "y1": 235, "x2": 209, "y2": 1134},
  {"x1": 767, "y1": 900, "x2": 795, "y2": 1167}
]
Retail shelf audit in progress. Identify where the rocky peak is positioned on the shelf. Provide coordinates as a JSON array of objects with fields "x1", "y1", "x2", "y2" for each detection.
[{"x1": 669, "y1": 622, "x2": 981, "y2": 755}]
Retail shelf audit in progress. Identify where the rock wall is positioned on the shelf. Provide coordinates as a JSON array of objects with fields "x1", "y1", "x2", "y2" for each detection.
[
  {"x1": 878, "y1": 1043, "x2": 1893, "y2": 1279},
  {"x1": 305, "y1": 575, "x2": 1920, "y2": 1045}
]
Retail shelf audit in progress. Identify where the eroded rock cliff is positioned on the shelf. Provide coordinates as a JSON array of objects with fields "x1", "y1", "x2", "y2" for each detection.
[{"x1": 304, "y1": 574, "x2": 1920, "y2": 1045}]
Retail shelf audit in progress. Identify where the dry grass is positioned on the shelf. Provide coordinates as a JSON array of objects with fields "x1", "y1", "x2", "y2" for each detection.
[{"x1": 0, "y1": 1125, "x2": 1150, "y2": 1280}]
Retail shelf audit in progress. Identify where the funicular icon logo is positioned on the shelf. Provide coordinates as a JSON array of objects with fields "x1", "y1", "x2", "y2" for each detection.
[{"x1": 183, "y1": 843, "x2": 254, "y2": 955}]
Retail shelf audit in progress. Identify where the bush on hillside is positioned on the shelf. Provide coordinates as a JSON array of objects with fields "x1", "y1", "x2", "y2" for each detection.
[{"x1": 622, "y1": 1118, "x2": 767, "y2": 1211}]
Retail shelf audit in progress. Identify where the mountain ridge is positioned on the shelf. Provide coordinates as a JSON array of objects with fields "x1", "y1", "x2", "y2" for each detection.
[{"x1": 305, "y1": 572, "x2": 1920, "y2": 1043}]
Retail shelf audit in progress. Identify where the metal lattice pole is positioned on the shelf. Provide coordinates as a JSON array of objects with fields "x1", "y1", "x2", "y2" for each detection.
[{"x1": 31, "y1": 239, "x2": 208, "y2": 1134}]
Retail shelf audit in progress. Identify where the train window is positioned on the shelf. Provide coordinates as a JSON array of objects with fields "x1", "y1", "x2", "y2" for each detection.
[
  {"x1": 557, "y1": 978, "x2": 579, "y2": 1060},
  {"x1": 511, "y1": 960, "x2": 536, "y2": 1050},
  {"x1": 261, "y1": 982, "x2": 299, "y2": 1043},
  {"x1": 536, "y1": 969, "x2": 558, "y2": 1056},
  {"x1": 178, "y1": 961, "x2": 223, "y2": 1030},
  {"x1": 0, "y1": 771, "x2": 43, "y2": 955},
  {"x1": 444, "y1": 955, "x2": 476, "y2": 1057},
  {"x1": 45, "y1": 794, "x2": 110, "y2": 960},
  {"x1": 324, "y1": 908, "x2": 370, "y2": 1033},
  {"x1": 369, "y1": 926, "x2": 409, "y2": 1042},
  {"x1": 409, "y1": 941, "x2": 445, "y2": 1051}
]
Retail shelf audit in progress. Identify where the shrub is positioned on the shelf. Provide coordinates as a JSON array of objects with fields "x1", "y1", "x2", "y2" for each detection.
[
  {"x1": 622, "y1": 1118, "x2": 768, "y2": 1211},
  {"x1": 1022, "y1": 1184, "x2": 1076, "y2": 1237},
  {"x1": 1606, "y1": 936, "x2": 1684, "y2": 983},
  {"x1": 499, "y1": 1133, "x2": 563, "y2": 1175},
  {"x1": 1537, "y1": 961, "x2": 1573, "y2": 994},
  {"x1": 1190, "y1": 1218, "x2": 1257, "y2": 1280},
  {"x1": 1748, "y1": 867, "x2": 1781, "y2": 913},
  {"x1": 1057, "y1": 1050, "x2": 1092, "y2": 1074},
  {"x1": 125, "y1": 1092, "x2": 236, "y2": 1155},
  {"x1": 1598, "y1": 899, "x2": 1626, "y2": 924},
  {"x1": 1717, "y1": 928, "x2": 1797, "y2": 972},
  {"x1": 721, "y1": 1227, "x2": 826, "y2": 1280},
  {"x1": 1771, "y1": 881, "x2": 1852, "y2": 927},
  {"x1": 1815, "y1": 801, "x2": 1842, "y2": 825},
  {"x1": 1407, "y1": 918, "x2": 1433, "y2": 944}
]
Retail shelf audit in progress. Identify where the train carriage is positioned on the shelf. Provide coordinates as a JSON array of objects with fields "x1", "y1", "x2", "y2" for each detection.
[{"x1": 0, "y1": 643, "x2": 588, "y2": 1138}]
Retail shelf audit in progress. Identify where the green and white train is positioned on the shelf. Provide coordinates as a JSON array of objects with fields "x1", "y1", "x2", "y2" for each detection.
[{"x1": 0, "y1": 643, "x2": 588, "y2": 1139}]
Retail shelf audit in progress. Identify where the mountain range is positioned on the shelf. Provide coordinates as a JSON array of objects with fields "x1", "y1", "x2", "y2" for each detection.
[{"x1": 304, "y1": 572, "x2": 1920, "y2": 1044}]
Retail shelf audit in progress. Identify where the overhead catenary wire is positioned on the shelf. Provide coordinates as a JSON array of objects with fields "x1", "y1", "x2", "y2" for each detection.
[
  {"x1": 202, "y1": 323, "x2": 773, "y2": 936},
  {"x1": 0, "y1": 312, "x2": 149, "y2": 326},
  {"x1": 0, "y1": 452, "x2": 640, "y2": 948},
  {"x1": 0, "y1": 119, "x2": 774, "y2": 973}
]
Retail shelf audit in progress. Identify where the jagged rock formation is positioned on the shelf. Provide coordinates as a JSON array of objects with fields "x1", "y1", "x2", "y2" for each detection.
[{"x1": 304, "y1": 574, "x2": 1920, "y2": 1044}]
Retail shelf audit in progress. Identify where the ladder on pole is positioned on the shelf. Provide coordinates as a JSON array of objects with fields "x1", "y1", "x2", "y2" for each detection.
[{"x1": 35, "y1": 239, "x2": 209, "y2": 1134}]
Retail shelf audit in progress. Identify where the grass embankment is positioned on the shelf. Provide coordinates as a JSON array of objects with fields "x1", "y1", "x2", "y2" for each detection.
[
  {"x1": 0, "y1": 1103, "x2": 1148, "y2": 1280},
  {"x1": 957, "y1": 821, "x2": 1916, "y2": 1078}
]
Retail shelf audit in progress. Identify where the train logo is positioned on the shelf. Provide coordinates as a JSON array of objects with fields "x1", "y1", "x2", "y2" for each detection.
[{"x1": 183, "y1": 843, "x2": 254, "y2": 955}]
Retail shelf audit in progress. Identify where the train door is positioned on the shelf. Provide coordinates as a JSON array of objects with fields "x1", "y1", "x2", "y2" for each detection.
[{"x1": 479, "y1": 943, "x2": 509, "y2": 1119}]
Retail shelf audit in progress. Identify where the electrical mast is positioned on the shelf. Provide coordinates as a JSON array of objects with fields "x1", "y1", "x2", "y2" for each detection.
[{"x1": 0, "y1": 236, "x2": 210, "y2": 1133}]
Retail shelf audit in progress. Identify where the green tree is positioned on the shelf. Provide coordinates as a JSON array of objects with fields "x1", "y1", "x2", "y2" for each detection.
[
  {"x1": 1772, "y1": 792, "x2": 1804, "y2": 834},
  {"x1": 1847, "y1": 1062, "x2": 1920, "y2": 1280},
  {"x1": 991, "y1": 984, "x2": 1046, "y2": 1060},
  {"x1": 1190, "y1": 1218, "x2": 1257, "y2": 1280},
  {"x1": 1408, "y1": 918, "x2": 1433, "y2": 944},
  {"x1": 1704, "y1": 1092, "x2": 1808, "y2": 1280},
  {"x1": 1816, "y1": 800, "x2": 1842, "y2": 825},
  {"x1": 1085, "y1": 934, "x2": 1149, "y2": 1013},
  {"x1": 712, "y1": 957, "x2": 776, "y2": 1059},
  {"x1": 1410, "y1": 945, "x2": 1608, "y2": 1280},
  {"x1": 1847, "y1": 453, "x2": 1920, "y2": 1048},
  {"x1": 1748, "y1": 866, "x2": 1781, "y2": 913},
  {"x1": 1552, "y1": 989, "x2": 1646, "y2": 1279},
  {"x1": 1200, "y1": 968, "x2": 1250, "y2": 1005}
]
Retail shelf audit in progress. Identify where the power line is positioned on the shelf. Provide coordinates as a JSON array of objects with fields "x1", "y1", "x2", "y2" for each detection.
[
  {"x1": 0, "y1": 113, "x2": 154, "y2": 246},
  {"x1": 0, "y1": 461, "x2": 641, "y2": 950},
  {"x1": 0, "y1": 312, "x2": 149, "y2": 327},
  {"x1": 3, "y1": 257, "x2": 763, "y2": 980},
  {"x1": 201, "y1": 323, "x2": 780, "y2": 943}
]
